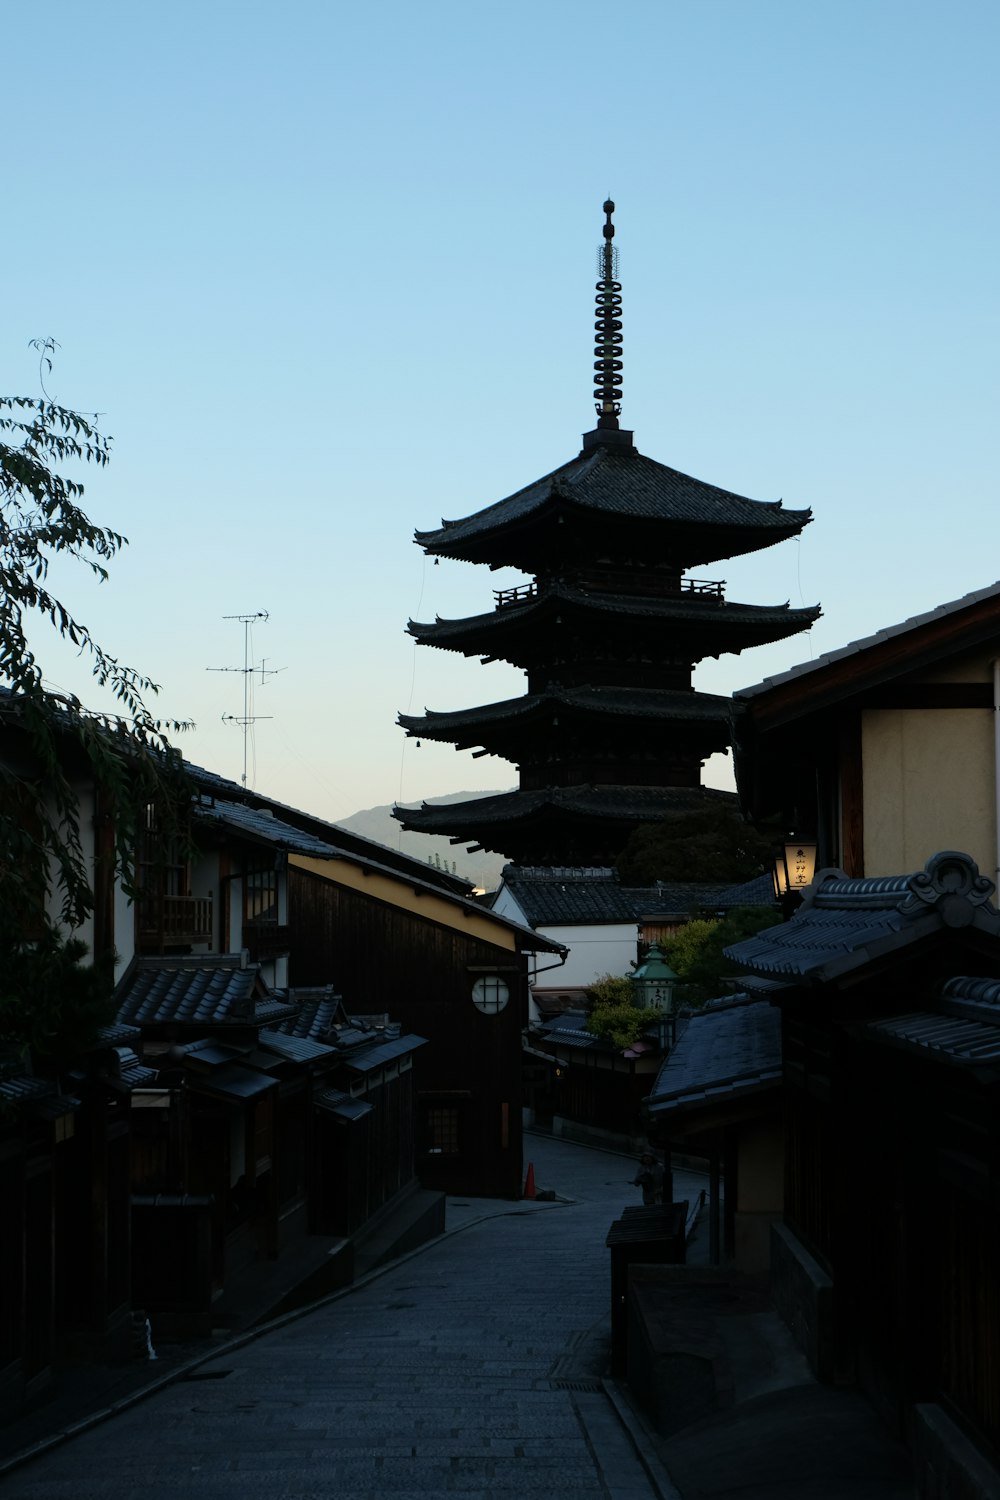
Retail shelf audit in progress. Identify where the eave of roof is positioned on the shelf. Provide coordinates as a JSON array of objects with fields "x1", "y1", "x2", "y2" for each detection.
[
  {"x1": 725, "y1": 853, "x2": 1000, "y2": 986},
  {"x1": 395, "y1": 784, "x2": 738, "y2": 835},
  {"x1": 409, "y1": 588, "x2": 820, "y2": 646},
  {"x1": 398, "y1": 686, "x2": 733, "y2": 742},
  {"x1": 415, "y1": 444, "x2": 810, "y2": 564},
  {"x1": 735, "y1": 579, "x2": 1000, "y2": 729}
]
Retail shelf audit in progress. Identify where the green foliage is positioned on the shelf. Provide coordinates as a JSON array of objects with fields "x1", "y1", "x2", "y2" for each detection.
[
  {"x1": 584, "y1": 972, "x2": 646, "y2": 1049},
  {"x1": 585, "y1": 972, "x2": 636, "y2": 1009},
  {"x1": 585, "y1": 1000, "x2": 646, "y2": 1051},
  {"x1": 660, "y1": 919, "x2": 720, "y2": 978},
  {"x1": 615, "y1": 804, "x2": 775, "y2": 885},
  {"x1": 0, "y1": 936, "x2": 117, "y2": 1064},
  {"x1": 1, "y1": 347, "x2": 193, "y2": 1052},
  {"x1": 664, "y1": 906, "x2": 777, "y2": 1004}
]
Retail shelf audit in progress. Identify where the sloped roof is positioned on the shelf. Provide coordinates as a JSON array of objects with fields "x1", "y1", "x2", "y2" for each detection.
[
  {"x1": 500, "y1": 866, "x2": 773, "y2": 928},
  {"x1": 416, "y1": 442, "x2": 810, "y2": 567},
  {"x1": 869, "y1": 1010, "x2": 1000, "y2": 1066},
  {"x1": 409, "y1": 585, "x2": 819, "y2": 654},
  {"x1": 399, "y1": 685, "x2": 732, "y2": 743},
  {"x1": 195, "y1": 798, "x2": 346, "y2": 859},
  {"x1": 726, "y1": 851, "x2": 1000, "y2": 986},
  {"x1": 271, "y1": 987, "x2": 348, "y2": 1042},
  {"x1": 258, "y1": 1030, "x2": 337, "y2": 1065},
  {"x1": 397, "y1": 784, "x2": 738, "y2": 837},
  {"x1": 735, "y1": 579, "x2": 1000, "y2": 716},
  {"x1": 646, "y1": 995, "x2": 782, "y2": 1118},
  {"x1": 115, "y1": 956, "x2": 296, "y2": 1029}
]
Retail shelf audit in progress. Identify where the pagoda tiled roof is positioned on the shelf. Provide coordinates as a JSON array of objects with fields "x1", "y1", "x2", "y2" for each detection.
[
  {"x1": 399, "y1": 685, "x2": 732, "y2": 743},
  {"x1": 396, "y1": 784, "x2": 737, "y2": 838},
  {"x1": 409, "y1": 585, "x2": 819, "y2": 656},
  {"x1": 415, "y1": 442, "x2": 810, "y2": 567}
]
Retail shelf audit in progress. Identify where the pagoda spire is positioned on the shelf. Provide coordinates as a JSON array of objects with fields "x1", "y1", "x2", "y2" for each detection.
[{"x1": 594, "y1": 198, "x2": 623, "y2": 429}]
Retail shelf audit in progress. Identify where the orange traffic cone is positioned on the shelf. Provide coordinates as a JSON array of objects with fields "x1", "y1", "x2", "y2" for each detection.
[{"x1": 523, "y1": 1162, "x2": 536, "y2": 1199}]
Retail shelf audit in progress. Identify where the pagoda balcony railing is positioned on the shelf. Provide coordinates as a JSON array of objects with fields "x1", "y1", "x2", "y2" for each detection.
[
  {"x1": 683, "y1": 577, "x2": 725, "y2": 599},
  {"x1": 137, "y1": 894, "x2": 213, "y2": 951},
  {"x1": 494, "y1": 576, "x2": 725, "y2": 608},
  {"x1": 494, "y1": 582, "x2": 538, "y2": 609}
]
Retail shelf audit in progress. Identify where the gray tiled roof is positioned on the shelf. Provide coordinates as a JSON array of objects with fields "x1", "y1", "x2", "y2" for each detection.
[
  {"x1": 500, "y1": 868, "x2": 775, "y2": 928},
  {"x1": 259, "y1": 1030, "x2": 337, "y2": 1065},
  {"x1": 416, "y1": 444, "x2": 810, "y2": 561},
  {"x1": 646, "y1": 995, "x2": 782, "y2": 1117},
  {"x1": 726, "y1": 852, "x2": 1000, "y2": 984},
  {"x1": 340, "y1": 1034, "x2": 427, "y2": 1071},
  {"x1": 195, "y1": 798, "x2": 344, "y2": 859},
  {"x1": 115, "y1": 957, "x2": 293, "y2": 1028},
  {"x1": 868, "y1": 1010, "x2": 1000, "y2": 1066},
  {"x1": 735, "y1": 579, "x2": 1000, "y2": 701},
  {"x1": 271, "y1": 987, "x2": 347, "y2": 1042}
]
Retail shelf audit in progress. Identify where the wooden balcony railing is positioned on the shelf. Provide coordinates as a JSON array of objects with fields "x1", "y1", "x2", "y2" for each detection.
[
  {"x1": 494, "y1": 582, "x2": 538, "y2": 609},
  {"x1": 682, "y1": 577, "x2": 725, "y2": 599},
  {"x1": 494, "y1": 575, "x2": 725, "y2": 608},
  {"x1": 137, "y1": 894, "x2": 213, "y2": 950}
]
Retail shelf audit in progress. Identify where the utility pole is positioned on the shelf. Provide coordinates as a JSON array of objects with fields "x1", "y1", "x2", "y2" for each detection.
[{"x1": 206, "y1": 611, "x2": 284, "y2": 787}]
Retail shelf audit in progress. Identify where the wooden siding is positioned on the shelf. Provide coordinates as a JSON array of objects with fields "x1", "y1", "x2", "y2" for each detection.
[{"x1": 288, "y1": 866, "x2": 524, "y2": 1198}]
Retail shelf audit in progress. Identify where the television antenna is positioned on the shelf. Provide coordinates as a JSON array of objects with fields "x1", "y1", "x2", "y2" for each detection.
[{"x1": 206, "y1": 610, "x2": 285, "y2": 787}]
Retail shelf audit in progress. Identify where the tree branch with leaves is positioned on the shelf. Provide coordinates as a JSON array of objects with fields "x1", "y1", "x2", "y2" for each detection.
[{"x1": 1, "y1": 344, "x2": 192, "y2": 1058}]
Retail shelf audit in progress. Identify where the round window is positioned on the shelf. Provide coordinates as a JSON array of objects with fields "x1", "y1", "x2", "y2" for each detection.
[{"x1": 471, "y1": 976, "x2": 510, "y2": 1015}]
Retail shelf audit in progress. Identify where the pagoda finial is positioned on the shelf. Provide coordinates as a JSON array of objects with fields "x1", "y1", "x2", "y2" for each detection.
[{"x1": 594, "y1": 198, "x2": 623, "y2": 429}]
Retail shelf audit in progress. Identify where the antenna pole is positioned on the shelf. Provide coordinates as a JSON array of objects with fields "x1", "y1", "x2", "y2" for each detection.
[{"x1": 206, "y1": 611, "x2": 284, "y2": 786}]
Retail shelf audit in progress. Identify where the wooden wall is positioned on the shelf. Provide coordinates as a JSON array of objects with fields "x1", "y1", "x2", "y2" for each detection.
[{"x1": 288, "y1": 868, "x2": 525, "y2": 1198}]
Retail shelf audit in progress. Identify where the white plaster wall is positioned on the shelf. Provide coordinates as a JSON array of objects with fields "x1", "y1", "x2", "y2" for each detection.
[
  {"x1": 863, "y1": 707, "x2": 996, "y2": 879},
  {"x1": 490, "y1": 886, "x2": 526, "y2": 925},
  {"x1": 491, "y1": 888, "x2": 637, "y2": 994}
]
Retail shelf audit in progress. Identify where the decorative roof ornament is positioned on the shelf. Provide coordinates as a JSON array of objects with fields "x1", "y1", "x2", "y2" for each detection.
[{"x1": 594, "y1": 198, "x2": 623, "y2": 429}]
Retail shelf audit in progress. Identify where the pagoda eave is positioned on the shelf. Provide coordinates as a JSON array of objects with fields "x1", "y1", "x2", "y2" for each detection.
[
  {"x1": 393, "y1": 784, "x2": 740, "y2": 865},
  {"x1": 407, "y1": 596, "x2": 821, "y2": 661}
]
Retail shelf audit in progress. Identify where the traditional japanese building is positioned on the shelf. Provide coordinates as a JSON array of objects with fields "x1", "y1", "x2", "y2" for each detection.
[{"x1": 395, "y1": 202, "x2": 819, "y2": 866}]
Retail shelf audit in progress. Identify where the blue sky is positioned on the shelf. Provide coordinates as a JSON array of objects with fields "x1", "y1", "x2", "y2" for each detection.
[{"x1": 4, "y1": 1, "x2": 998, "y2": 824}]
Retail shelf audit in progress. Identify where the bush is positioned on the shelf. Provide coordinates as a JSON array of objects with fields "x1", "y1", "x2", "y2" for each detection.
[
  {"x1": 585, "y1": 972, "x2": 636, "y2": 1009},
  {"x1": 664, "y1": 906, "x2": 777, "y2": 1004},
  {"x1": 586, "y1": 1001, "x2": 646, "y2": 1051}
]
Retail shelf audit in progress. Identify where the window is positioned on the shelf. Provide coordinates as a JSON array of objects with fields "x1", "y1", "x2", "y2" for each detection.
[
  {"x1": 421, "y1": 1105, "x2": 460, "y2": 1155},
  {"x1": 244, "y1": 863, "x2": 278, "y2": 924}
]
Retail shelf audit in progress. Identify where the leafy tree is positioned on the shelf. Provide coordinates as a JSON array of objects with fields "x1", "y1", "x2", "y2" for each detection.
[
  {"x1": 0, "y1": 936, "x2": 117, "y2": 1062},
  {"x1": 615, "y1": 804, "x2": 775, "y2": 885},
  {"x1": 1, "y1": 345, "x2": 191, "y2": 1059},
  {"x1": 663, "y1": 905, "x2": 777, "y2": 1004},
  {"x1": 584, "y1": 971, "x2": 646, "y2": 1049},
  {"x1": 584, "y1": 972, "x2": 635, "y2": 1009},
  {"x1": 586, "y1": 1000, "x2": 646, "y2": 1051}
]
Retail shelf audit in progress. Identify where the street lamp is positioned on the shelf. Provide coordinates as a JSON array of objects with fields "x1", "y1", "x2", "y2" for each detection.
[{"x1": 632, "y1": 943, "x2": 678, "y2": 1050}]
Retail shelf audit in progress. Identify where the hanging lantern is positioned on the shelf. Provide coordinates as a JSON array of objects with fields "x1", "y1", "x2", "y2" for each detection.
[{"x1": 773, "y1": 838, "x2": 818, "y2": 901}]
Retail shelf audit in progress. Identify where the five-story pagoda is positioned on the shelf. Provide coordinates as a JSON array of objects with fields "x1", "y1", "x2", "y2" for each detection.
[{"x1": 395, "y1": 202, "x2": 819, "y2": 866}]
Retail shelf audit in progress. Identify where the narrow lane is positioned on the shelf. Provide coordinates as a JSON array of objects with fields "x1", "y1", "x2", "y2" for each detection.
[{"x1": 8, "y1": 1137, "x2": 690, "y2": 1500}]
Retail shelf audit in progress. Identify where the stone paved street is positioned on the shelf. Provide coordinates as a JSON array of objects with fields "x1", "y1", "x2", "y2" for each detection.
[{"x1": 5, "y1": 1136, "x2": 695, "y2": 1500}]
